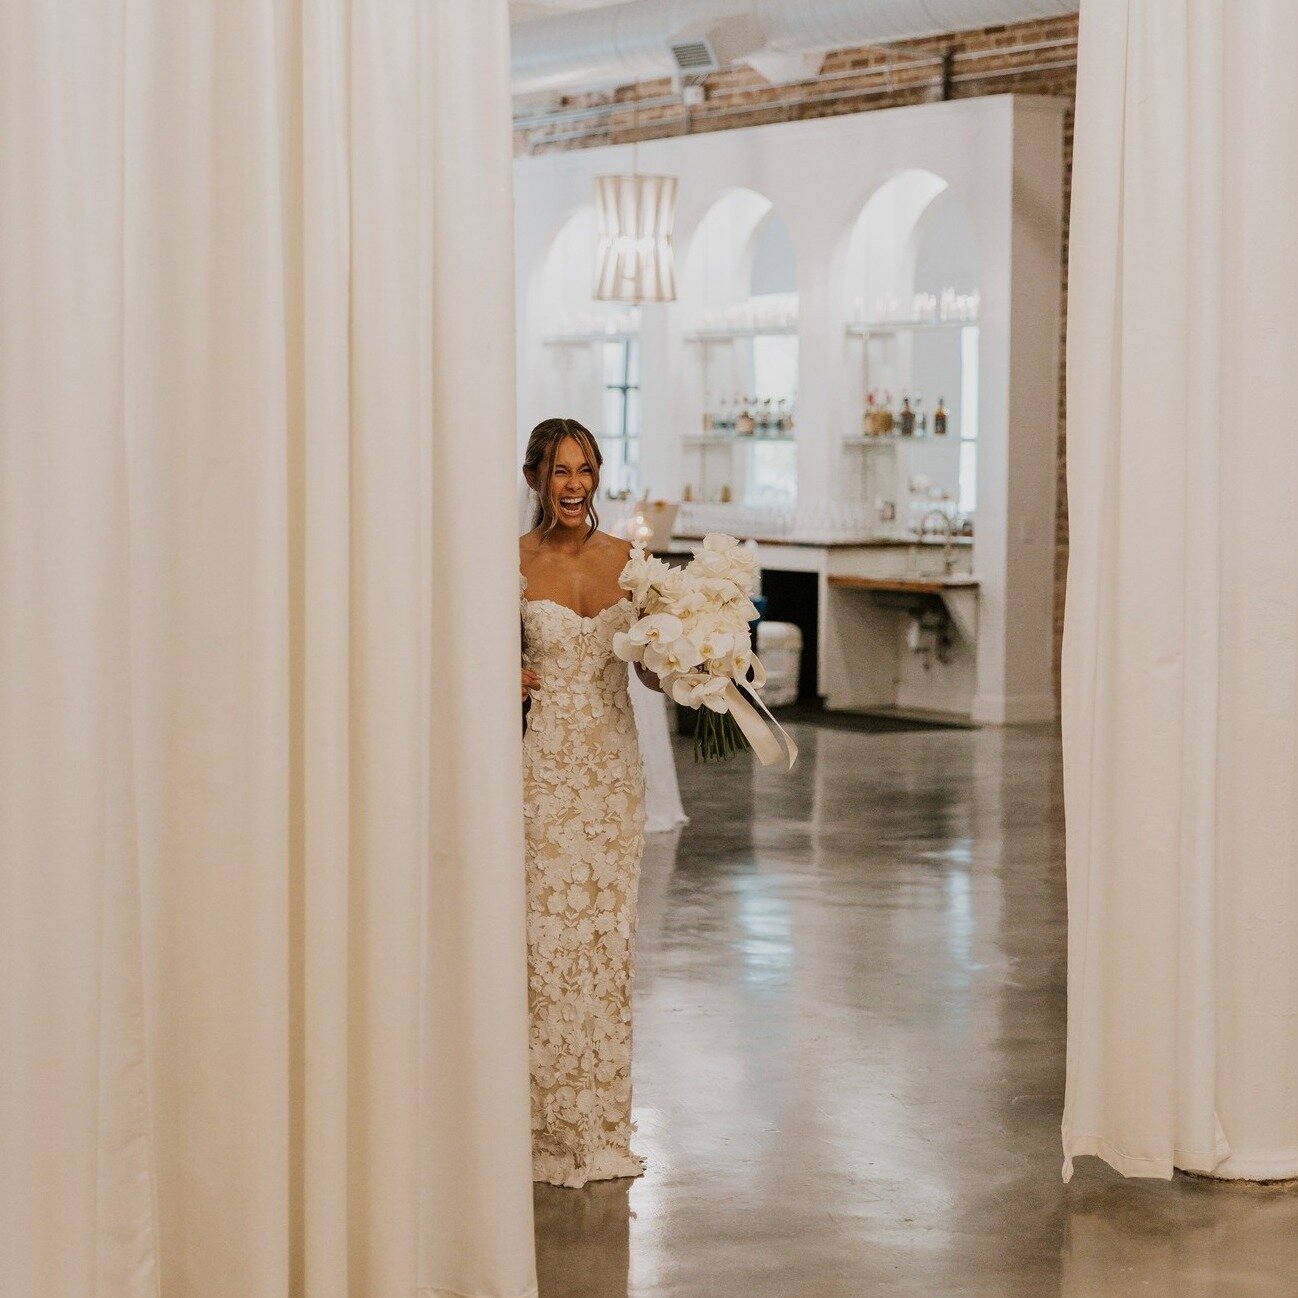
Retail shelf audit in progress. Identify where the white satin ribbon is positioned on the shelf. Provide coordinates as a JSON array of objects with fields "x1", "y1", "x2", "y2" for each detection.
[{"x1": 721, "y1": 652, "x2": 798, "y2": 770}]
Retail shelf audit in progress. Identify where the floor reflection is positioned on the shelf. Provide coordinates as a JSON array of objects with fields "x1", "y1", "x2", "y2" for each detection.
[
  {"x1": 535, "y1": 721, "x2": 1298, "y2": 1297},
  {"x1": 535, "y1": 1177, "x2": 631, "y2": 1298}
]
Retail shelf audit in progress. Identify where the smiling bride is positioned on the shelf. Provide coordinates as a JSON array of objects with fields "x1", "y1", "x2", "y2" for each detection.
[{"x1": 518, "y1": 416, "x2": 661, "y2": 1189}]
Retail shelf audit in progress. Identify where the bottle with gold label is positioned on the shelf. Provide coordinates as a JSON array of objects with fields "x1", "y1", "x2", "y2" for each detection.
[
  {"x1": 735, "y1": 397, "x2": 755, "y2": 437},
  {"x1": 934, "y1": 397, "x2": 948, "y2": 437}
]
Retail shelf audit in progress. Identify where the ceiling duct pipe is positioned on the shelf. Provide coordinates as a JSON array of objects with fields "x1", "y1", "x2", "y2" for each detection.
[{"x1": 511, "y1": 0, "x2": 1079, "y2": 97}]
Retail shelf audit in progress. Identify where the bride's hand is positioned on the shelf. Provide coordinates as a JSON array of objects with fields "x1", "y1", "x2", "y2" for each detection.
[
  {"x1": 521, "y1": 667, "x2": 541, "y2": 701},
  {"x1": 634, "y1": 662, "x2": 663, "y2": 693}
]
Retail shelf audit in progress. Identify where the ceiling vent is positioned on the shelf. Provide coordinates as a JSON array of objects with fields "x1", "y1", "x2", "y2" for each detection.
[
  {"x1": 669, "y1": 37, "x2": 719, "y2": 75},
  {"x1": 666, "y1": 15, "x2": 765, "y2": 83}
]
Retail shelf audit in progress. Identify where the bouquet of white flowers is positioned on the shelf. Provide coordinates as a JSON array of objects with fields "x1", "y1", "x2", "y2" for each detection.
[{"x1": 614, "y1": 534, "x2": 798, "y2": 767}]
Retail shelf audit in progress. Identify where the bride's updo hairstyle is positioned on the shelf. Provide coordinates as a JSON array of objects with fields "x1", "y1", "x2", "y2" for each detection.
[{"x1": 523, "y1": 416, "x2": 603, "y2": 540}]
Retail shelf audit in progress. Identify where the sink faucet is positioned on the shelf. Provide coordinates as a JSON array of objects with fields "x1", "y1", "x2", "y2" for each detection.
[{"x1": 919, "y1": 508, "x2": 957, "y2": 574}]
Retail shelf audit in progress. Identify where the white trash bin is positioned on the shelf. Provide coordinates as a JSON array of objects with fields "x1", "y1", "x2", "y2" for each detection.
[{"x1": 756, "y1": 620, "x2": 802, "y2": 708}]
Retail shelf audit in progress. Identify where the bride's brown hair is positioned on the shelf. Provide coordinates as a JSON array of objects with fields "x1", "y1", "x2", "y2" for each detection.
[{"x1": 523, "y1": 417, "x2": 602, "y2": 540}]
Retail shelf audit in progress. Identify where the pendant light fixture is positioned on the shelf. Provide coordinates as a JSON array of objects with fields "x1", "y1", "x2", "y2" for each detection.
[{"x1": 593, "y1": 98, "x2": 677, "y2": 303}]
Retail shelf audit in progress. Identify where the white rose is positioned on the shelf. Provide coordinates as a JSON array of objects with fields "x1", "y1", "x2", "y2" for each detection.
[
  {"x1": 701, "y1": 533, "x2": 740, "y2": 553},
  {"x1": 687, "y1": 548, "x2": 735, "y2": 581},
  {"x1": 724, "y1": 550, "x2": 760, "y2": 595},
  {"x1": 619, "y1": 552, "x2": 674, "y2": 606}
]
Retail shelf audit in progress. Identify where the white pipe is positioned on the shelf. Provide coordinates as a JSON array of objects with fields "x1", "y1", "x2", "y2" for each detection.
[
  {"x1": 758, "y1": 0, "x2": 1078, "y2": 52},
  {"x1": 511, "y1": 0, "x2": 1078, "y2": 96}
]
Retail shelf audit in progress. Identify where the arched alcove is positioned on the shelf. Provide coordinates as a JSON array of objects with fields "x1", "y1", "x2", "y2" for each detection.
[
  {"x1": 532, "y1": 204, "x2": 642, "y2": 494},
  {"x1": 841, "y1": 169, "x2": 980, "y2": 522},
  {"x1": 678, "y1": 190, "x2": 798, "y2": 509}
]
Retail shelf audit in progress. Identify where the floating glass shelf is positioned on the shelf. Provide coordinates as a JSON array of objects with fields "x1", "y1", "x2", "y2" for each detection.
[
  {"x1": 843, "y1": 434, "x2": 953, "y2": 447},
  {"x1": 541, "y1": 330, "x2": 638, "y2": 346},
  {"x1": 683, "y1": 324, "x2": 798, "y2": 342},
  {"x1": 684, "y1": 434, "x2": 797, "y2": 446},
  {"x1": 846, "y1": 319, "x2": 978, "y2": 336}
]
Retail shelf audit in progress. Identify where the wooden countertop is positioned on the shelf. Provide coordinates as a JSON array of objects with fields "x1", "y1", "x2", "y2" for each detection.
[
  {"x1": 667, "y1": 533, "x2": 974, "y2": 550},
  {"x1": 828, "y1": 574, "x2": 980, "y2": 595}
]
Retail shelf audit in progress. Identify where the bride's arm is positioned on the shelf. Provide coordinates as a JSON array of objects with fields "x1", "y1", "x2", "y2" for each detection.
[{"x1": 634, "y1": 662, "x2": 663, "y2": 694}]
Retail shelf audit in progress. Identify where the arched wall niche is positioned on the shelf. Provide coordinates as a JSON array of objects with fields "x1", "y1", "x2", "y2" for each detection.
[
  {"x1": 837, "y1": 168, "x2": 981, "y2": 519},
  {"x1": 528, "y1": 203, "x2": 643, "y2": 494},
  {"x1": 843, "y1": 168, "x2": 950, "y2": 318},
  {"x1": 677, "y1": 188, "x2": 799, "y2": 508},
  {"x1": 679, "y1": 186, "x2": 774, "y2": 320}
]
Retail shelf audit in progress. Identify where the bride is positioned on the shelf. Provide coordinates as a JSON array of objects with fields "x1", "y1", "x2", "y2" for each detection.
[{"x1": 518, "y1": 416, "x2": 660, "y2": 1188}]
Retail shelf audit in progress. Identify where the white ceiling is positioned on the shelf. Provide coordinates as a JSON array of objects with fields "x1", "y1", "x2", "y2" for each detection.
[{"x1": 510, "y1": 0, "x2": 633, "y2": 24}]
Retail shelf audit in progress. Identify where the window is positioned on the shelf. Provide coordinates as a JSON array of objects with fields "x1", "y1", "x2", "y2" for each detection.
[{"x1": 600, "y1": 338, "x2": 640, "y2": 495}]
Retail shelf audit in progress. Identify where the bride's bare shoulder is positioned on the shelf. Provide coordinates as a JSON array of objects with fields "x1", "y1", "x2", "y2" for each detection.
[
  {"x1": 591, "y1": 530, "x2": 634, "y2": 564},
  {"x1": 591, "y1": 529, "x2": 633, "y2": 554}
]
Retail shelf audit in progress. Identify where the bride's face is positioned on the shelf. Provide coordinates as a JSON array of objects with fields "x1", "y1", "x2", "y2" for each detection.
[{"x1": 544, "y1": 436, "x2": 596, "y2": 531}]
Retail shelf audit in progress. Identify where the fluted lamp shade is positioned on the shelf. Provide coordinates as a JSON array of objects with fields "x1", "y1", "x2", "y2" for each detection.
[{"x1": 594, "y1": 173, "x2": 678, "y2": 303}]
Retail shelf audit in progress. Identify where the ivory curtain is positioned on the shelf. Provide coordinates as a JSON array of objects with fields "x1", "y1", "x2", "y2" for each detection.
[
  {"x1": 0, "y1": 3, "x2": 537, "y2": 1295},
  {"x1": 1063, "y1": 0, "x2": 1298, "y2": 1180}
]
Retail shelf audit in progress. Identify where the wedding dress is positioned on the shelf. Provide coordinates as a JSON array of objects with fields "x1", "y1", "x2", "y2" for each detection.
[
  {"x1": 521, "y1": 576, "x2": 647, "y2": 1188},
  {"x1": 629, "y1": 670, "x2": 689, "y2": 834}
]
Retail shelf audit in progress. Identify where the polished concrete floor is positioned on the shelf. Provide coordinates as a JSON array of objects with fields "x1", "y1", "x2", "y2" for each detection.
[{"x1": 534, "y1": 722, "x2": 1298, "y2": 1297}]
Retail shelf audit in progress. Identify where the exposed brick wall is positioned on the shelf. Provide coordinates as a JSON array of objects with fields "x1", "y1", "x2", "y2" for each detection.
[{"x1": 515, "y1": 14, "x2": 1078, "y2": 688}]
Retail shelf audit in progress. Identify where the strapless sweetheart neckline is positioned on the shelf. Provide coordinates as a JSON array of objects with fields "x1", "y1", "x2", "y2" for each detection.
[{"x1": 522, "y1": 595, "x2": 633, "y2": 625}]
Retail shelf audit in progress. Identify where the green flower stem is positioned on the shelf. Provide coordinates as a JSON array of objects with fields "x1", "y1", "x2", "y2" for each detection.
[{"x1": 692, "y1": 708, "x2": 751, "y2": 764}]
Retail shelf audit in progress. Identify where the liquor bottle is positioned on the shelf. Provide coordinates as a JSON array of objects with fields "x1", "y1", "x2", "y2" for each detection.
[
  {"x1": 720, "y1": 483, "x2": 733, "y2": 503},
  {"x1": 881, "y1": 390, "x2": 895, "y2": 434},
  {"x1": 778, "y1": 399, "x2": 794, "y2": 434},
  {"x1": 736, "y1": 396, "x2": 755, "y2": 437},
  {"x1": 864, "y1": 391, "x2": 878, "y2": 437},
  {"x1": 934, "y1": 397, "x2": 948, "y2": 437},
  {"x1": 914, "y1": 394, "x2": 927, "y2": 437},
  {"x1": 899, "y1": 395, "x2": 915, "y2": 437},
  {"x1": 760, "y1": 398, "x2": 773, "y2": 436},
  {"x1": 682, "y1": 482, "x2": 694, "y2": 502},
  {"x1": 717, "y1": 397, "x2": 730, "y2": 435},
  {"x1": 702, "y1": 406, "x2": 714, "y2": 433}
]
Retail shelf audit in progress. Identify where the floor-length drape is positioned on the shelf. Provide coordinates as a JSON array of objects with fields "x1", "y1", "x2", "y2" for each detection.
[
  {"x1": 1063, "y1": 0, "x2": 1298, "y2": 1182},
  {"x1": 0, "y1": 3, "x2": 538, "y2": 1295}
]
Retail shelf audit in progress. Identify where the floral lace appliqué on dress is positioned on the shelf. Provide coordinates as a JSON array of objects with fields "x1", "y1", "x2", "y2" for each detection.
[{"x1": 521, "y1": 575, "x2": 647, "y2": 1188}]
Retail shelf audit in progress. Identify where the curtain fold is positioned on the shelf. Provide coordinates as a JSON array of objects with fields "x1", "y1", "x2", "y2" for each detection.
[
  {"x1": 1063, "y1": 0, "x2": 1298, "y2": 1182},
  {"x1": 0, "y1": 2, "x2": 537, "y2": 1294}
]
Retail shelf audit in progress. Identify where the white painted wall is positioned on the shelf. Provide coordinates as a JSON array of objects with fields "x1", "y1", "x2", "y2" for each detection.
[{"x1": 514, "y1": 94, "x2": 1065, "y2": 723}]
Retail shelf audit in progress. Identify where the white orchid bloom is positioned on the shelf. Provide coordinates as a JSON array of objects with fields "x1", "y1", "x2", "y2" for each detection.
[
  {"x1": 628, "y1": 612, "x2": 684, "y2": 647},
  {"x1": 695, "y1": 628, "x2": 735, "y2": 662},
  {"x1": 612, "y1": 631, "x2": 644, "y2": 663},
  {"x1": 671, "y1": 672, "x2": 731, "y2": 713},
  {"x1": 644, "y1": 636, "x2": 704, "y2": 676}
]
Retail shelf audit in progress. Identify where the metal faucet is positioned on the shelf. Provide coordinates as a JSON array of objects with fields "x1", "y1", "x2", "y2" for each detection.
[{"x1": 918, "y1": 508, "x2": 957, "y2": 574}]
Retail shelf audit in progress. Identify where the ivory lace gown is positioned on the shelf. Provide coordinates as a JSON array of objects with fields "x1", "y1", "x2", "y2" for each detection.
[{"x1": 521, "y1": 577, "x2": 647, "y2": 1188}]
